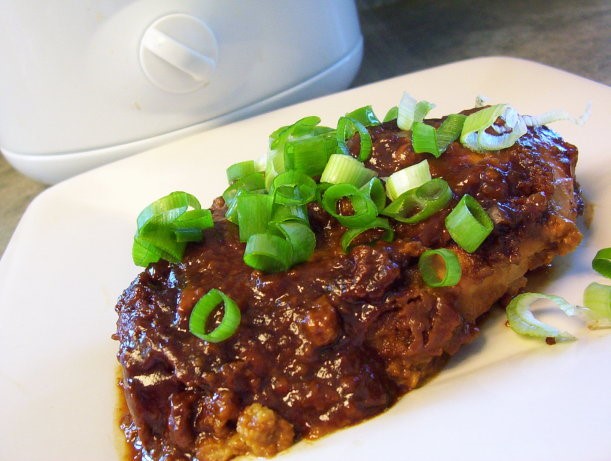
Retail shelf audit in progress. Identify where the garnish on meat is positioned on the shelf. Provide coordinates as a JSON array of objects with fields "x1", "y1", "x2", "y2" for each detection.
[{"x1": 115, "y1": 97, "x2": 584, "y2": 460}]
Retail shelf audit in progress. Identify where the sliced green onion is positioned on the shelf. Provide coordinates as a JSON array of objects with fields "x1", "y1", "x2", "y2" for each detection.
[
  {"x1": 592, "y1": 247, "x2": 611, "y2": 278},
  {"x1": 270, "y1": 203, "x2": 309, "y2": 225},
  {"x1": 236, "y1": 193, "x2": 273, "y2": 242},
  {"x1": 383, "y1": 106, "x2": 398, "y2": 122},
  {"x1": 189, "y1": 289, "x2": 241, "y2": 343},
  {"x1": 385, "y1": 160, "x2": 431, "y2": 201},
  {"x1": 340, "y1": 217, "x2": 394, "y2": 252},
  {"x1": 172, "y1": 208, "x2": 213, "y2": 242},
  {"x1": 133, "y1": 191, "x2": 213, "y2": 266},
  {"x1": 520, "y1": 104, "x2": 591, "y2": 128},
  {"x1": 173, "y1": 227, "x2": 206, "y2": 243},
  {"x1": 336, "y1": 116, "x2": 373, "y2": 161},
  {"x1": 224, "y1": 189, "x2": 245, "y2": 224},
  {"x1": 270, "y1": 170, "x2": 317, "y2": 206},
  {"x1": 284, "y1": 132, "x2": 336, "y2": 177},
  {"x1": 265, "y1": 148, "x2": 285, "y2": 191},
  {"x1": 133, "y1": 231, "x2": 184, "y2": 266},
  {"x1": 141, "y1": 227, "x2": 188, "y2": 260},
  {"x1": 267, "y1": 116, "x2": 333, "y2": 188},
  {"x1": 583, "y1": 282, "x2": 611, "y2": 329},
  {"x1": 244, "y1": 233, "x2": 293, "y2": 272},
  {"x1": 270, "y1": 221, "x2": 316, "y2": 264},
  {"x1": 435, "y1": 114, "x2": 466, "y2": 153},
  {"x1": 460, "y1": 104, "x2": 527, "y2": 151},
  {"x1": 226, "y1": 160, "x2": 257, "y2": 184},
  {"x1": 397, "y1": 93, "x2": 417, "y2": 130},
  {"x1": 360, "y1": 177, "x2": 387, "y2": 212},
  {"x1": 321, "y1": 183, "x2": 378, "y2": 228},
  {"x1": 411, "y1": 122, "x2": 439, "y2": 155},
  {"x1": 506, "y1": 292, "x2": 579, "y2": 342},
  {"x1": 445, "y1": 194, "x2": 493, "y2": 252},
  {"x1": 136, "y1": 191, "x2": 201, "y2": 232},
  {"x1": 173, "y1": 208, "x2": 213, "y2": 231},
  {"x1": 418, "y1": 248, "x2": 462, "y2": 287},
  {"x1": 461, "y1": 104, "x2": 505, "y2": 143},
  {"x1": 222, "y1": 172, "x2": 266, "y2": 208},
  {"x1": 412, "y1": 115, "x2": 466, "y2": 158},
  {"x1": 316, "y1": 182, "x2": 332, "y2": 204},
  {"x1": 414, "y1": 100, "x2": 435, "y2": 123},
  {"x1": 397, "y1": 92, "x2": 435, "y2": 131},
  {"x1": 269, "y1": 116, "x2": 322, "y2": 150},
  {"x1": 320, "y1": 153, "x2": 377, "y2": 187},
  {"x1": 381, "y1": 178, "x2": 452, "y2": 224},
  {"x1": 345, "y1": 105, "x2": 381, "y2": 126}
]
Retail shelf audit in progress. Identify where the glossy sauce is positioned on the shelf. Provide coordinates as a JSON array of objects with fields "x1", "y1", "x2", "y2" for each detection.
[{"x1": 115, "y1": 119, "x2": 582, "y2": 460}]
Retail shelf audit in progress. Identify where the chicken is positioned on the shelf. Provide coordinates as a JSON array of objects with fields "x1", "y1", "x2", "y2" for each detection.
[{"x1": 115, "y1": 112, "x2": 583, "y2": 460}]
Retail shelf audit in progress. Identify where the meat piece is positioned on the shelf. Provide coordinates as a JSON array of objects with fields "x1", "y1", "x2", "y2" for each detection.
[
  {"x1": 194, "y1": 403, "x2": 294, "y2": 461},
  {"x1": 235, "y1": 403, "x2": 294, "y2": 456},
  {"x1": 115, "y1": 114, "x2": 583, "y2": 459}
]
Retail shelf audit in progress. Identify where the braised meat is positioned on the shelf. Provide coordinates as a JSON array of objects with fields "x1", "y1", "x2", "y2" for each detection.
[{"x1": 115, "y1": 115, "x2": 583, "y2": 460}]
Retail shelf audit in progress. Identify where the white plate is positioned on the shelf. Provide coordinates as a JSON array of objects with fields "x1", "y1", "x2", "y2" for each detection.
[{"x1": 1, "y1": 57, "x2": 609, "y2": 461}]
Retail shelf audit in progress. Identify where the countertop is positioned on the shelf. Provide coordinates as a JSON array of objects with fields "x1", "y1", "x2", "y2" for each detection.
[{"x1": 1, "y1": 0, "x2": 609, "y2": 258}]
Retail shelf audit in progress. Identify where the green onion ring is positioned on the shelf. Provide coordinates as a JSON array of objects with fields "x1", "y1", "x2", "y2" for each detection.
[
  {"x1": 583, "y1": 282, "x2": 611, "y2": 329},
  {"x1": 226, "y1": 160, "x2": 257, "y2": 184},
  {"x1": 132, "y1": 232, "x2": 182, "y2": 266},
  {"x1": 243, "y1": 233, "x2": 293, "y2": 272},
  {"x1": 336, "y1": 116, "x2": 373, "y2": 161},
  {"x1": 172, "y1": 227, "x2": 207, "y2": 243},
  {"x1": 284, "y1": 133, "x2": 336, "y2": 177},
  {"x1": 189, "y1": 289, "x2": 241, "y2": 343},
  {"x1": 316, "y1": 182, "x2": 332, "y2": 204},
  {"x1": 412, "y1": 122, "x2": 439, "y2": 157},
  {"x1": 397, "y1": 92, "x2": 435, "y2": 131},
  {"x1": 172, "y1": 208, "x2": 213, "y2": 236},
  {"x1": 506, "y1": 292, "x2": 579, "y2": 342},
  {"x1": 460, "y1": 104, "x2": 527, "y2": 152},
  {"x1": 132, "y1": 191, "x2": 213, "y2": 267},
  {"x1": 270, "y1": 221, "x2": 316, "y2": 264},
  {"x1": 592, "y1": 247, "x2": 611, "y2": 278},
  {"x1": 385, "y1": 160, "x2": 432, "y2": 201},
  {"x1": 418, "y1": 248, "x2": 462, "y2": 287},
  {"x1": 320, "y1": 153, "x2": 377, "y2": 187},
  {"x1": 270, "y1": 170, "x2": 317, "y2": 206},
  {"x1": 136, "y1": 191, "x2": 201, "y2": 232},
  {"x1": 360, "y1": 177, "x2": 387, "y2": 212},
  {"x1": 340, "y1": 217, "x2": 394, "y2": 252},
  {"x1": 381, "y1": 178, "x2": 452, "y2": 224},
  {"x1": 135, "y1": 226, "x2": 186, "y2": 260},
  {"x1": 266, "y1": 115, "x2": 331, "y2": 188},
  {"x1": 445, "y1": 194, "x2": 493, "y2": 253},
  {"x1": 383, "y1": 106, "x2": 398, "y2": 123},
  {"x1": 436, "y1": 114, "x2": 466, "y2": 153},
  {"x1": 236, "y1": 193, "x2": 273, "y2": 242},
  {"x1": 270, "y1": 203, "x2": 309, "y2": 225},
  {"x1": 345, "y1": 105, "x2": 381, "y2": 126},
  {"x1": 222, "y1": 172, "x2": 266, "y2": 209},
  {"x1": 321, "y1": 183, "x2": 378, "y2": 228},
  {"x1": 269, "y1": 116, "x2": 321, "y2": 150},
  {"x1": 412, "y1": 115, "x2": 465, "y2": 158}
]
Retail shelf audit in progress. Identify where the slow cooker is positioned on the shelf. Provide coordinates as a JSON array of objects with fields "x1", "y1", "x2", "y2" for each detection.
[{"x1": 0, "y1": 0, "x2": 363, "y2": 184}]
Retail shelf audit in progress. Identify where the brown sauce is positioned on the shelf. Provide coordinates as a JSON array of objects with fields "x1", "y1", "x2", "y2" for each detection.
[
  {"x1": 114, "y1": 120, "x2": 583, "y2": 460},
  {"x1": 115, "y1": 366, "x2": 137, "y2": 461}
]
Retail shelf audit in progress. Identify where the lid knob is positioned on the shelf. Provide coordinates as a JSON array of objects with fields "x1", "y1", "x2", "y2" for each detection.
[{"x1": 140, "y1": 13, "x2": 218, "y2": 93}]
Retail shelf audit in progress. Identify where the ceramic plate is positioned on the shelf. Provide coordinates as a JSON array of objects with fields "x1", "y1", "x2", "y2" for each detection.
[{"x1": 1, "y1": 57, "x2": 610, "y2": 461}]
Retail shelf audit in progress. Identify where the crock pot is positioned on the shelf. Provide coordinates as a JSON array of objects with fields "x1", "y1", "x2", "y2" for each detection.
[{"x1": 0, "y1": 0, "x2": 362, "y2": 184}]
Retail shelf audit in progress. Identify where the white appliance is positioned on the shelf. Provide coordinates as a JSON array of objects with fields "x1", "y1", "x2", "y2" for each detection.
[{"x1": 0, "y1": 0, "x2": 363, "y2": 184}]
